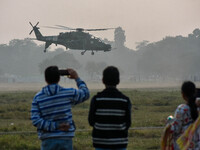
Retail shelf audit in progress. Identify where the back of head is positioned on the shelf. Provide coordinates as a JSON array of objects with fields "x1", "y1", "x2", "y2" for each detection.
[
  {"x1": 103, "y1": 66, "x2": 119, "y2": 86},
  {"x1": 45, "y1": 66, "x2": 60, "y2": 84},
  {"x1": 181, "y1": 81, "x2": 198, "y2": 121},
  {"x1": 181, "y1": 81, "x2": 196, "y2": 98}
]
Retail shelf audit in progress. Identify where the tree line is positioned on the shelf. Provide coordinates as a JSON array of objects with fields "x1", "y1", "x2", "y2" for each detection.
[{"x1": 0, "y1": 27, "x2": 199, "y2": 82}]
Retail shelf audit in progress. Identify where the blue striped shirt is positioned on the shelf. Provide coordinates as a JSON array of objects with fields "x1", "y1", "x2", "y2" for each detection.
[{"x1": 31, "y1": 78, "x2": 89, "y2": 140}]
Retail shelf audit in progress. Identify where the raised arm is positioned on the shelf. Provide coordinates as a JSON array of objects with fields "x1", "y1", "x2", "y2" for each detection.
[
  {"x1": 66, "y1": 68, "x2": 89, "y2": 105},
  {"x1": 72, "y1": 78, "x2": 90, "y2": 105}
]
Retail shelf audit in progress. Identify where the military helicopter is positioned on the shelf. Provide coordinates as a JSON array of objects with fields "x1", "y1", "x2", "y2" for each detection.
[{"x1": 29, "y1": 22, "x2": 114, "y2": 55}]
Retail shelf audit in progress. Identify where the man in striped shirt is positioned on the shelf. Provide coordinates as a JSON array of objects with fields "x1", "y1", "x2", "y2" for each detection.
[
  {"x1": 31, "y1": 66, "x2": 89, "y2": 150},
  {"x1": 88, "y1": 66, "x2": 132, "y2": 150}
]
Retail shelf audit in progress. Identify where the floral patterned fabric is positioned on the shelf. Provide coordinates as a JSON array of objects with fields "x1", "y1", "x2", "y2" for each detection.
[
  {"x1": 170, "y1": 104, "x2": 200, "y2": 150},
  {"x1": 170, "y1": 104, "x2": 193, "y2": 149},
  {"x1": 177, "y1": 116, "x2": 200, "y2": 150}
]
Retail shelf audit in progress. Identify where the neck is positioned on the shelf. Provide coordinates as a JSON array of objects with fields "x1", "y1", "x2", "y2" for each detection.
[
  {"x1": 47, "y1": 82, "x2": 58, "y2": 85},
  {"x1": 105, "y1": 85, "x2": 116, "y2": 89}
]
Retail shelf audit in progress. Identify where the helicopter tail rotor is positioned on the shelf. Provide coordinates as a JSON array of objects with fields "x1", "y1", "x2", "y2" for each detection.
[{"x1": 29, "y1": 22, "x2": 39, "y2": 35}]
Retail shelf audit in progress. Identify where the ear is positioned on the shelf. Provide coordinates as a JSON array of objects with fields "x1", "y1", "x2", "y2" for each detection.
[{"x1": 117, "y1": 78, "x2": 120, "y2": 85}]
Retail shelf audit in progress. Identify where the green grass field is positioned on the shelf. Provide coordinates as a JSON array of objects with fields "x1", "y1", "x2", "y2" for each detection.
[{"x1": 0, "y1": 88, "x2": 183, "y2": 150}]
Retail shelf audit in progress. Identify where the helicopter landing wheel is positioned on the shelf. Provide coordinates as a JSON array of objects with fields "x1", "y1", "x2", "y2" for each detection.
[
  {"x1": 81, "y1": 50, "x2": 87, "y2": 55},
  {"x1": 91, "y1": 51, "x2": 94, "y2": 55}
]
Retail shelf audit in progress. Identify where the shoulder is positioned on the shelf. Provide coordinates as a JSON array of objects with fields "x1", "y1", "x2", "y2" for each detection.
[
  {"x1": 58, "y1": 85, "x2": 77, "y2": 94},
  {"x1": 116, "y1": 89, "x2": 131, "y2": 103},
  {"x1": 94, "y1": 89, "x2": 130, "y2": 103},
  {"x1": 34, "y1": 90, "x2": 44, "y2": 99},
  {"x1": 91, "y1": 91, "x2": 103, "y2": 101},
  {"x1": 175, "y1": 104, "x2": 190, "y2": 117},
  {"x1": 176, "y1": 104, "x2": 190, "y2": 112},
  {"x1": 94, "y1": 90, "x2": 106, "y2": 97},
  {"x1": 59, "y1": 87, "x2": 75, "y2": 92},
  {"x1": 119, "y1": 90, "x2": 129, "y2": 99}
]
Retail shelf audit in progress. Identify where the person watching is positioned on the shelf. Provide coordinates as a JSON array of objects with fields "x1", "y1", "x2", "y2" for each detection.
[
  {"x1": 31, "y1": 66, "x2": 90, "y2": 150},
  {"x1": 164, "y1": 81, "x2": 198, "y2": 150},
  {"x1": 88, "y1": 66, "x2": 132, "y2": 150}
]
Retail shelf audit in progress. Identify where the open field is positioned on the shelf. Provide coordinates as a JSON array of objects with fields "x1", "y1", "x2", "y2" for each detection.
[
  {"x1": 0, "y1": 86, "x2": 184, "y2": 150},
  {"x1": 0, "y1": 81, "x2": 187, "y2": 91}
]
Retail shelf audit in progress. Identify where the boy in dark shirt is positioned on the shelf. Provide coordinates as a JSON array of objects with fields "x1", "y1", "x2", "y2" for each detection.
[{"x1": 88, "y1": 66, "x2": 132, "y2": 150}]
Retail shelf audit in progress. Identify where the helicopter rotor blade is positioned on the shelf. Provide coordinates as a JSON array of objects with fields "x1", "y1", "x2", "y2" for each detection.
[
  {"x1": 42, "y1": 26, "x2": 68, "y2": 30},
  {"x1": 29, "y1": 22, "x2": 34, "y2": 27},
  {"x1": 42, "y1": 25, "x2": 76, "y2": 31},
  {"x1": 85, "y1": 28, "x2": 116, "y2": 31},
  {"x1": 35, "y1": 22, "x2": 39, "y2": 27},
  {"x1": 55, "y1": 25, "x2": 75, "y2": 30},
  {"x1": 29, "y1": 30, "x2": 33, "y2": 35},
  {"x1": 42, "y1": 24, "x2": 116, "y2": 32}
]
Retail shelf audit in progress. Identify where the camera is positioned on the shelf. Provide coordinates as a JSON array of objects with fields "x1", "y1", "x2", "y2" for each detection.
[{"x1": 59, "y1": 69, "x2": 70, "y2": 76}]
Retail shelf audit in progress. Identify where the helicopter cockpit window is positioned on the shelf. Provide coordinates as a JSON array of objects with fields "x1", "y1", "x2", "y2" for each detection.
[{"x1": 96, "y1": 38, "x2": 103, "y2": 43}]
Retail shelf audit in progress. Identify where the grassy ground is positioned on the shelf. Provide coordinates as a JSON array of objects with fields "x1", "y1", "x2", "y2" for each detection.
[{"x1": 0, "y1": 88, "x2": 183, "y2": 150}]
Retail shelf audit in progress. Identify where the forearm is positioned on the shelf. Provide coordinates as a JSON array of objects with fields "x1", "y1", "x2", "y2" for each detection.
[
  {"x1": 31, "y1": 112, "x2": 58, "y2": 131},
  {"x1": 73, "y1": 78, "x2": 90, "y2": 104},
  {"x1": 31, "y1": 102, "x2": 58, "y2": 131}
]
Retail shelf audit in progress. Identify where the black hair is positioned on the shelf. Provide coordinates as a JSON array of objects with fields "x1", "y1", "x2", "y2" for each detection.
[
  {"x1": 45, "y1": 66, "x2": 60, "y2": 84},
  {"x1": 103, "y1": 66, "x2": 119, "y2": 86},
  {"x1": 181, "y1": 81, "x2": 198, "y2": 121}
]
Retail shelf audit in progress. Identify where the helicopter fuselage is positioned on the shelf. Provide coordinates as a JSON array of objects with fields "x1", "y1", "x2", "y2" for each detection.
[{"x1": 30, "y1": 22, "x2": 111, "y2": 54}]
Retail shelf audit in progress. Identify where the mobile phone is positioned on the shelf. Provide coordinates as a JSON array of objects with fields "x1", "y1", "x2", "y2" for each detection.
[{"x1": 59, "y1": 69, "x2": 70, "y2": 76}]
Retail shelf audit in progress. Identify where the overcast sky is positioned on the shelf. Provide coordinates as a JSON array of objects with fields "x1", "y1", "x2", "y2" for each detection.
[{"x1": 0, "y1": 0, "x2": 200, "y2": 49}]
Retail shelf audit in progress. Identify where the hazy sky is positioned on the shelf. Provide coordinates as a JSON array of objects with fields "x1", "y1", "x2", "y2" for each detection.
[{"x1": 0, "y1": 0, "x2": 200, "y2": 49}]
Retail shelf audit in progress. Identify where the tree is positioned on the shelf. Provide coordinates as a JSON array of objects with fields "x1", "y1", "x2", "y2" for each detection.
[
  {"x1": 85, "y1": 61, "x2": 96, "y2": 79},
  {"x1": 85, "y1": 61, "x2": 107, "y2": 79},
  {"x1": 136, "y1": 29, "x2": 200, "y2": 80},
  {"x1": 114, "y1": 27, "x2": 126, "y2": 48},
  {"x1": 39, "y1": 52, "x2": 81, "y2": 74},
  {"x1": 192, "y1": 28, "x2": 200, "y2": 38}
]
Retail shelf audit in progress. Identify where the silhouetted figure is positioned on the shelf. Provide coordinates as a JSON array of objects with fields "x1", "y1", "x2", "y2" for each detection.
[{"x1": 88, "y1": 66, "x2": 132, "y2": 150}]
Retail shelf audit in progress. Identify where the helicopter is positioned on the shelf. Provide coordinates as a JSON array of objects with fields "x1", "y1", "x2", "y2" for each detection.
[{"x1": 29, "y1": 22, "x2": 115, "y2": 55}]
